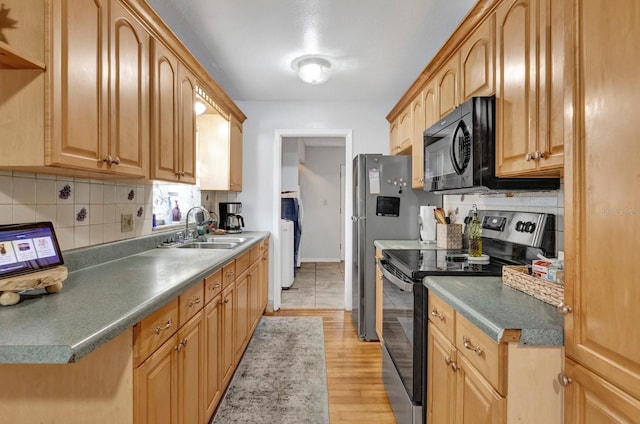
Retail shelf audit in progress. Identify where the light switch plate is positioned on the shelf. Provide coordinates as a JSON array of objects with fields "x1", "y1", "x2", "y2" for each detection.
[{"x1": 121, "y1": 213, "x2": 133, "y2": 233}]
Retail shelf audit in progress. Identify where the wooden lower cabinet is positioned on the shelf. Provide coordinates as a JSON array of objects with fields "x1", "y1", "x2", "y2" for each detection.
[
  {"x1": 456, "y1": 354, "x2": 506, "y2": 424},
  {"x1": 564, "y1": 358, "x2": 640, "y2": 423},
  {"x1": 426, "y1": 294, "x2": 562, "y2": 424},
  {"x1": 204, "y1": 292, "x2": 222, "y2": 419},
  {"x1": 219, "y1": 282, "x2": 235, "y2": 390},
  {"x1": 134, "y1": 311, "x2": 205, "y2": 424},
  {"x1": 375, "y1": 248, "x2": 383, "y2": 340},
  {"x1": 259, "y1": 245, "x2": 269, "y2": 311},
  {"x1": 233, "y1": 269, "x2": 250, "y2": 363}
]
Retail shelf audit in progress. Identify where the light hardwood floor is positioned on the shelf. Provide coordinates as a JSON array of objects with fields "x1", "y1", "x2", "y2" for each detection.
[{"x1": 268, "y1": 309, "x2": 397, "y2": 423}]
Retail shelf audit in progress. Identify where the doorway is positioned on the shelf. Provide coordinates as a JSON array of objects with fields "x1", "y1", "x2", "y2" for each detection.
[{"x1": 272, "y1": 129, "x2": 353, "y2": 311}]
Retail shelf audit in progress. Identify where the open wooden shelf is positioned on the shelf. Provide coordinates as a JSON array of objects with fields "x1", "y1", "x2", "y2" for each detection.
[{"x1": 0, "y1": 41, "x2": 45, "y2": 70}]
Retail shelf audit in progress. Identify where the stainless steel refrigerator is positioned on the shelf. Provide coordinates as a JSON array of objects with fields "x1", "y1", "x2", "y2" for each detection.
[{"x1": 351, "y1": 154, "x2": 441, "y2": 340}]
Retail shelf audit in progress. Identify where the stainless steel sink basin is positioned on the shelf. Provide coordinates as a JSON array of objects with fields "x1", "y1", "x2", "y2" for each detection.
[
  {"x1": 204, "y1": 236, "x2": 247, "y2": 244},
  {"x1": 178, "y1": 241, "x2": 239, "y2": 249}
]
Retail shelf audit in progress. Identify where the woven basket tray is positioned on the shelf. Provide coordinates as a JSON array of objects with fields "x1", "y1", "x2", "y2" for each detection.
[{"x1": 502, "y1": 266, "x2": 564, "y2": 306}]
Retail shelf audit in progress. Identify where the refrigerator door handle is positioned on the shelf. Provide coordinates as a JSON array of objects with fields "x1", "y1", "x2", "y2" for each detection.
[{"x1": 351, "y1": 216, "x2": 367, "y2": 221}]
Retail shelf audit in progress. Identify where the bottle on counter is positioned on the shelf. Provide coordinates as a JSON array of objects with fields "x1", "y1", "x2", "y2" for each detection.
[{"x1": 468, "y1": 204, "x2": 482, "y2": 257}]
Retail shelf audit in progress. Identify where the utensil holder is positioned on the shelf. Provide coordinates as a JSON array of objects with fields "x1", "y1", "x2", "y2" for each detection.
[{"x1": 436, "y1": 224, "x2": 463, "y2": 249}]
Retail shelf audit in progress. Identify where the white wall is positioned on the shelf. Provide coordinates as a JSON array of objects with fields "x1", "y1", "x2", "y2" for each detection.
[
  {"x1": 281, "y1": 138, "x2": 300, "y2": 192},
  {"x1": 235, "y1": 100, "x2": 390, "y2": 309},
  {"x1": 299, "y1": 146, "x2": 345, "y2": 262}
]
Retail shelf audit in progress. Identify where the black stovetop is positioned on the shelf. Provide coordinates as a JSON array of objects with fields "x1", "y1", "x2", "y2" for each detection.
[{"x1": 383, "y1": 248, "x2": 506, "y2": 281}]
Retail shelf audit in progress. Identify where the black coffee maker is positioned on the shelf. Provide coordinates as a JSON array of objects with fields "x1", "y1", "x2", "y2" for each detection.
[{"x1": 219, "y1": 202, "x2": 244, "y2": 233}]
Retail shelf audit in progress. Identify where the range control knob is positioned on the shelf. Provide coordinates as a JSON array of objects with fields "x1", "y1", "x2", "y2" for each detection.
[
  {"x1": 528, "y1": 222, "x2": 536, "y2": 233},
  {"x1": 515, "y1": 221, "x2": 524, "y2": 232}
]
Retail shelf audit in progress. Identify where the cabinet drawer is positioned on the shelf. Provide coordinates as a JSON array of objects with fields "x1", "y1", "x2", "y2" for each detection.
[
  {"x1": 222, "y1": 261, "x2": 236, "y2": 287},
  {"x1": 204, "y1": 269, "x2": 222, "y2": 304},
  {"x1": 179, "y1": 280, "x2": 204, "y2": 327},
  {"x1": 455, "y1": 313, "x2": 507, "y2": 396},
  {"x1": 235, "y1": 251, "x2": 251, "y2": 276},
  {"x1": 133, "y1": 298, "x2": 179, "y2": 366},
  {"x1": 428, "y1": 293, "x2": 455, "y2": 342}
]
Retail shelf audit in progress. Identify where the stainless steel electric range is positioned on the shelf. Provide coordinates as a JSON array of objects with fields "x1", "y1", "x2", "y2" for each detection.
[{"x1": 378, "y1": 210, "x2": 556, "y2": 424}]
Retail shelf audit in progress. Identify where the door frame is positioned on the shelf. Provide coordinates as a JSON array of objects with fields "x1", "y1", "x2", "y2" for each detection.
[{"x1": 272, "y1": 129, "x2": 353, "y2": 311}]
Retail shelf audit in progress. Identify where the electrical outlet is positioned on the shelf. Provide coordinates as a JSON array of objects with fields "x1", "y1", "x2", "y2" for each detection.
[{"x1": 121, "y1": 213, "x2": 134, "y2": 233}]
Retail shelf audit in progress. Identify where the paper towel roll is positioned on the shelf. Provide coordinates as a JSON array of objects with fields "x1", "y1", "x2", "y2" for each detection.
[{"x1": 419, "y1": 205, "x2": 437, "y2": 243}]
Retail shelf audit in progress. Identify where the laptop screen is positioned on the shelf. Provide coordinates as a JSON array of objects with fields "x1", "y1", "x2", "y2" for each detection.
[{"x1": 0, "y1": 222, "x2": 65, "y2": 279}]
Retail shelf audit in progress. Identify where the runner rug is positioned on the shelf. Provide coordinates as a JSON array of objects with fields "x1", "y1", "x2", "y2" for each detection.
[{"x1": 211, "y1": 316, "x2": 329, "y2": 424}]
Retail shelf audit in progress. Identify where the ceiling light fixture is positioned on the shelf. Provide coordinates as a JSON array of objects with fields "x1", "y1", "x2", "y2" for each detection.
[
  {"x1": 292, "y1": 55, "x2": 333, "y2": 85},
  {"x1": 194, "y1": 100, "x2": 207, "y2": 115}
]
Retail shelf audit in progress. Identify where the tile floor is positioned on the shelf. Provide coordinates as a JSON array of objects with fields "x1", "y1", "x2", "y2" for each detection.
[{"x1": 280, "y1": 262, "x2": 345, "y2": 309}]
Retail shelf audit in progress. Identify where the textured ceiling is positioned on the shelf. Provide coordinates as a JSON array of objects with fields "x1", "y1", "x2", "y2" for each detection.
[{"x1": 146, "y1": 0, "x2": 477, "y2": 106}]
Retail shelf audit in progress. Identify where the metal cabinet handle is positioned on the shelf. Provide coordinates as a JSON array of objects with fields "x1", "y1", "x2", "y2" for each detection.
[
  {"x1": 188, "y1": 296, "x2": 201, "y2": 307},
  {"x1": 103, "y1": 155, "x2": 113, "y2": 164},
  {"x1": 556, "y1": 302, "x2": 572, "y2": 315},
  {"x1": 153, "y1": 319, "x2": 172, "y2": 335},
  {"x1": 557, "y1": 373, "x2": 572, "y2": 387},
  {"x1": 525, "y1": 152, "x2": 532, "y2": 161},
  {"x1": 533, "y1": 151, "x2": 546, "y2": 160},
  {"x1": 431, "y1": 308, "x2": 445, "y2": 321},
  {"x1": 112, "y1": 156, "x2": 120, "y2": 165},
  {"x1": 445, "y1": 356, "x2": 453, "y2": 366},
  {"x1": 209, "y1": 283, "x2": 221, "y2": 290},
  {"x1": 462, "y1": 336, "x2": 483, "y2": 356},
  {"x1": 222, "y1": 298, "x2": 230, "y2": 304}
]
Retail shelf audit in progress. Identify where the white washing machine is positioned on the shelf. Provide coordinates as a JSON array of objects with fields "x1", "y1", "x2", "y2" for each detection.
[{"x1": 280, "y1": 219, "x2": 295, "y2": 289}]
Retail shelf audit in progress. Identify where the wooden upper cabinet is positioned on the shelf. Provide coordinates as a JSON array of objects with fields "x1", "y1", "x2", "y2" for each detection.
[
  {"x1": 50, "y1": 0, "x2": 109, "y2": 171},
  {"x1": 150, "y1": 39, "x2": 196, "y2": 183},
  {"x1": 563, "y1": 0, "x2": 640, "y2": 406},
  {"x1": 390, "y1": 105, "x2": 412, "y2": 155},
  {"x1": 49, "y1": 0, "x2": 149, "y2": 176},
  {"x1": 411, "y1": 92, "x2": 425, "y2": 188},
  {"x1": 495, "y1": 0, "x2": 563, "y2": 177},
  {"x1": 436, "y1": 51, "x2": 460, "y2": 119},
  {"x1": 229, "y1": 115, "x2": 243, "y2": 191},
  {"x1": 177, "y1": 65, "x2": 197, "y2": 184},
  {"x1": 198, "y1": 99, "x2": 243, "y2": 192},
  {"x1": 460, "y1": 15, "x2": 495, "y2": 101},
  {"x1": 110, "y1": 0, "x2": 148, "y2": 177}
]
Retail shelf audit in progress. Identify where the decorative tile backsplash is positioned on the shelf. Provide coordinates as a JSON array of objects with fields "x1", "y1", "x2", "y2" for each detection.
[{"x1": 0, "y1": 171, "x2": 154, "y2": 251}]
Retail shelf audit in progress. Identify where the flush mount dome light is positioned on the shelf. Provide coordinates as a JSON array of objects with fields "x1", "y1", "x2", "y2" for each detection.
[
  {"x1": 194, "y1": 100, "x2": 207, "y2": 115},
  {"x1": 292, "y1": 55, "x2": 332, "y2": 85}
]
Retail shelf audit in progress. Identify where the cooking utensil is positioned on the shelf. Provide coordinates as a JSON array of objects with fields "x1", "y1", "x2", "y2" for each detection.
[{"x1": 434, "y1": 208, "x2": 447, "y2": 224}]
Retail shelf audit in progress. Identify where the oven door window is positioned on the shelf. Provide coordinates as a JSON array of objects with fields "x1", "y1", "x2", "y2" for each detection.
[{"x1": 382, "y1": 274, "x2": 415, "y2": 397}]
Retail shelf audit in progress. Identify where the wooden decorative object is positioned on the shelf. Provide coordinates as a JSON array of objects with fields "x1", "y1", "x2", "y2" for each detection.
[{"x1": 0, "y1": 266, "x2": 68, "y2": 306}]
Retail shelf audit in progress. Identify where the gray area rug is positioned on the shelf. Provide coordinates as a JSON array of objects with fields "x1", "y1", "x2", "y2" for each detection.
[{"x1": 211, "y1": 316, "x2": 329, "y2": 424}]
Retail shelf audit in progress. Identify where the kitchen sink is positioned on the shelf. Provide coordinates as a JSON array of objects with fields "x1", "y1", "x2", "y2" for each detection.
[
  {"x1": 178, "y1": 241, "x2": 239, "y2": 249},
  {"x1": 204, "y1": 236, "x2": 247, "y2": 244}
]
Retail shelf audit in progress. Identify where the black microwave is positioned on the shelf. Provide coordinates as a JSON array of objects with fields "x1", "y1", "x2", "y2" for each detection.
[{"x1": 423, "y1": 96, "x2": 559, "y2": 194}]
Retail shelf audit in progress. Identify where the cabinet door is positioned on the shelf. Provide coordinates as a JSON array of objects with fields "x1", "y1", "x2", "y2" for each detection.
[
  {"x1": 564, "y1": 359, "x2": 640, "y2": 424},
  {"x1": 397, "y1": 105, "x2": 412, "y2": 153},
  {"x1": 536, "y1": 0, "x2": 565, "y2": 172},
  {"x1": 248, "y1": 263, "x2": 260, "y2": 331},
  {"x1": 460, "y1": 15, "x2": 494, "y2": 101},
  {"x1": 260, "y1": 249, "x2": 269, "y2": 310},
  {"x1": 233, "y1": 271, "x2": 250, "y2": 362},
  {"x1": 455, "y1": 355, "x2": 506, "y2": 424},
  {"x1": 229, "y1": 116, "x2": 243, "y2": 191},
  {"x1": 389, "y1": 118, "x2": 399, "y2": 154},
  {"x1": 150, "y1": 39, "x2": 179, "y2": 181},
  {"x1": 134, "y1": 334, "x2": 179, "y2": 424},
  {"x1": 427, "y1": 323, "x2": 456, "y2": 424},
  {"x1": 495, "y1": 0, "x2": 538, "y2": 175},
  {"x1": 411, "y1": 92, "x2": 425, "y2": 189},
  {"x1": 50, "y1": 0, "x2": 108, "y2": 170},
  {"x1": 176, "y1": 311, "x2": 204, "y2": 424},
  {"x1": 564, "y1": 0, "x2": 640, "y2": 401},
  {"x1": 436, "y1": 51, "x2": 460, "y2": 119},
  {"x1": 204, "y1": 295, "x2": 222, "y2": 419},
  {"x1": 177, "y1": 63, "x2": 197, "y2": 184},
  {"x1": 220, "y1": 283, "x2": 235, "y2": 388},
  {"x1": 110, "y1": 1, "x2": 148, "y2": 177},
  {"x1": 375, "y1": 248, "x2": 383, "y2": 340}
]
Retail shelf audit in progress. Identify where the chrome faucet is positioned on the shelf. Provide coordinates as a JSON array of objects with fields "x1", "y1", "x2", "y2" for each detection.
[{"x1": 184, "y1": 205, "x2": 209, "y2": 241}]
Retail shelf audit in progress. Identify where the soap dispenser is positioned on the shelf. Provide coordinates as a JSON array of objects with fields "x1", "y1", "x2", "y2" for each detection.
[{"x1": 468, "y1": 204, "x2": 482, "y2": 257}]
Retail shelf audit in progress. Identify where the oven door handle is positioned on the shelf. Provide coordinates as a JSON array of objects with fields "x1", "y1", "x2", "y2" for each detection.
[{"x1": 378, "y1": 259, "x2": 414, "y2": 292}]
